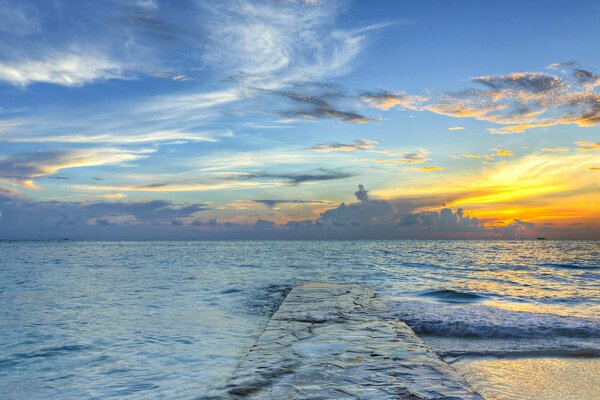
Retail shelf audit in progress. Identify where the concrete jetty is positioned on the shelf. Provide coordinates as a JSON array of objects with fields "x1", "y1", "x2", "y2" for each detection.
[{"x1": 225, "y1": 282, "x2": 482, "y2": 399}]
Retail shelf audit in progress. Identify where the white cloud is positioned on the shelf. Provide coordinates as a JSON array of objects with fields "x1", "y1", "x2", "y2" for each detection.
[
  {"x1": 202, "y1": 1, "x2": 381, "y2": 82},
  {"x1": 0, "y1": 129, "x2": 232, "y2": 144},
  {"x1": 0, "y1": 52, "x2": 124, "y2": 87}
]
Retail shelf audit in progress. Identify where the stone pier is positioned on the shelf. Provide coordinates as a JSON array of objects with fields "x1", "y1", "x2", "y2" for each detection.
[{"x1": 225, "y1": 282, "x2": 482, "y2": 399}]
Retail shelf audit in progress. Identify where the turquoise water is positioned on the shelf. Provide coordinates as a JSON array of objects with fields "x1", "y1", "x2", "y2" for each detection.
[{"x1": 0, "y1": 240, "x2": 598, "y2": 399}]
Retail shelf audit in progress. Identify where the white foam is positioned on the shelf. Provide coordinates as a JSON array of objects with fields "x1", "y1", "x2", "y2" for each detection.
[{"x1": 389, "y1": 300, "x2": 600, "y2": 339}]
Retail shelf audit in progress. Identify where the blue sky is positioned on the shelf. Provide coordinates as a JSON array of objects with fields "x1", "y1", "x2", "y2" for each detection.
[{"x1": 0, "y1": 0, "x2": 599, "y2": 239}]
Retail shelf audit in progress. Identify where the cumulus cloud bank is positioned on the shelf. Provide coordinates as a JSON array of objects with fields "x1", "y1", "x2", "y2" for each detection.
[{"x1": 3, "y1": 184, "x2": 582, "y2": 240}]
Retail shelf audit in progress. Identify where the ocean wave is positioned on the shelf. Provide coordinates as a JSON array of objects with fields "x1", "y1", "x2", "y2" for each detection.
[
  {"x1": 390, "y1": 300, "x2": 600, "y2": 339},
  {"x1": 419, "y1": 289, "x2": 487, "y2": 303},
  {"x1": 446, "y1": 348, "x2": 600, "y2": 359},
  {"x1": 537, "y1": 263, "x2": 599, "y2": 270}
]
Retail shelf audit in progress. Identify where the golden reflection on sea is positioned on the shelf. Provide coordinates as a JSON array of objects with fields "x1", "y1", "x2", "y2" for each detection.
[{"x1": 453, "y1": 357, "x2": 600, "y2": 400}]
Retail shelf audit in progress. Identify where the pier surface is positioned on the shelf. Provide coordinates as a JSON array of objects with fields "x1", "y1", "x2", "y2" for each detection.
[{"x1": 226, "y1": 282, "x2": 482, "y2": 399}]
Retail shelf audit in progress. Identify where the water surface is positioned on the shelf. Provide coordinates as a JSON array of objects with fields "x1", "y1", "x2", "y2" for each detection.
[{"x1": 0, "y1": 240, "x2": 598, "y2": 399}]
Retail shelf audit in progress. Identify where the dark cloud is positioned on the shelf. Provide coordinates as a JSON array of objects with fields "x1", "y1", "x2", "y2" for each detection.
[
  {"x1": 0, "y1": 148, "x2": 145, "y2": 188},
  {"x1": 95, "y1": 218, "x2": 111, "y2": 226},
  {"x1": 237, "y1": 168, "x2": 354, "y2": 185},
  {"x1": 354, "y1": 184, "x2": 370, "y2": 202},
  {"x1": 472, "y1": 72, "x2": 562, "y2": 93},
  {"x1": 255, "y1": 219, "x2": 276, "y2": 229},
  {"x1": 258, "y1": 83, "x2": 375, "y2": 124},
  {"x1": 0, "y1": 151, "x2": 62, "y2": 184},
  {"x1": 252, "y1": 199, "x2": 326, "y2": 208},
  {"x1": 571, "y1": 69, "x2": 599, "y2": 86},
  {"x1": 0, "y1": 195, "x2": 208, "y2": 239}
]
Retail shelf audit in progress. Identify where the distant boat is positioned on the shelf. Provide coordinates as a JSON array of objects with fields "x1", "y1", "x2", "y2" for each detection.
[{"x1": 536, "y1": 237, "x2": 546, "y2": 240}]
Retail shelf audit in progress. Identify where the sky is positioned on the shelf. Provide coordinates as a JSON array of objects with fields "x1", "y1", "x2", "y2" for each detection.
[{"x1": 0, "y1": 0, "x2": 598, "y2": 240}]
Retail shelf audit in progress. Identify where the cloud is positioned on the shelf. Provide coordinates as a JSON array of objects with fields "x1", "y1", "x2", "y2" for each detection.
[
  {"x1": 252, "y1": 199, "x2": 327, "y2": 208},
  {"x1": 449, "y1": 148, "x2": 514, "y2": 161},
  {"x1": 0, "y1": 195, "x2": 208, "y2": 239},
  {"x1": 404, "y1": 166, "x2": 443, "y2": 172},
  {"x1": 0, "y1": 52, "x2": 125, "y2": 87},
  {"x1": 365, "y1": 63, "x2": 600, "y2": 134},
  {"x1": 0, "y1": 1, "x2": 40, "y2": 36},
  {"x1": 1, "y1": 182, "x2": 597, "y2": 240},
  {"x1": 355, "y1": 184, "x2": 370, "y2": 202},
  {"x1": 575, "y1": 141, "x2": 600, "y2": 152},
  {"x1": 307, "y1": 139, "x2": 378, "y2": 152},
  {"x1": 305, "y1": 185, "x2": 487, "y2": 237},
  {"x1": 360, "y1": 91, "x2": 427, "y2": 110},
  {"x1": 73, "y1": 167, "x2": 354, "y2": 194},
  {"x1": 542, "y1": 147, "x2": 569, "y2": 152},
  {"x1": 201, "y1": 1, "x2": 383, "y2": 82},
  {"x1": 238, "y1": 168, "x2": 354, "y2": 185},
  {"x1": 0, "y1": 148, "x2": 152, "y2": 189},
  {"x1": 492, "y1": 148, "x2": 514, "y2": 157},
  {"x1": 279, "y1": 107, "x2": 373, "y2": 124},
  {"x1": 448, "y1": 126, "x2": 465, "y2": 131},
  {"x1": 76, "y1": 181, "x2": 276, "y2": 193},
  {"x1": 0, "y1": 129, "x2": 233, "y2": 144},
  {"x1": 262, "y1": 84, "x2": 375, "y2": 124},
  {"x1": 373, "y1": 152, "x2": 600, "y2": 232},
  {"x1": 361, "y1": 148, "x2": 431, "y2": 165}
]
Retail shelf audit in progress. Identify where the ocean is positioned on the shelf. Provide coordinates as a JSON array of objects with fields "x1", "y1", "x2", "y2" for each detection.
[{"x1": 0, "y1": 240, "x2": 598, "y2": 399}]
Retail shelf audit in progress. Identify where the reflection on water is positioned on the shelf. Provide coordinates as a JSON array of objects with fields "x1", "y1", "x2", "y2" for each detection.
[
  {"x1": 0, "y1": 240, "x2": 598, "y2": 399},
  {"x1": 453, "y1": 357, "x2": 600, "y2": 400}
]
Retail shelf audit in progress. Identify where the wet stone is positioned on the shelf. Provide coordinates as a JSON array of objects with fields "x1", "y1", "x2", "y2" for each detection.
[{"x1": 223, "y1": 282, "x2": 482, "y2": 399}]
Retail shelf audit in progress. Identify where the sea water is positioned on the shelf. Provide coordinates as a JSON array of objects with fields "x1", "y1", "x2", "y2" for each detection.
[{"x1": 0, "y1": 240, "x2": 598, "y2": 399}]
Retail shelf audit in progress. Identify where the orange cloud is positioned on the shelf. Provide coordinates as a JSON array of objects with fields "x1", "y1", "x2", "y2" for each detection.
[
  {"x1": 403, "y1": 166, "x2": 442, "y2": 172},
  {"x1": 372, "y1": 153, "x2": 600, "y2": 226},
  {"x1": 575, "y1": 141, "x2": 600, "y2": 152}
]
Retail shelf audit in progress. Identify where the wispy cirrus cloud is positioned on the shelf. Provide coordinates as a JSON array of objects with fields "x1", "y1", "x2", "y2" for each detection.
[
  {"x1": 361, "y1": 148, "x2": 431, "y2": 165},
  {"x1": 307, "y1": 139, "x2": 378, "y2": 152},
  {"x1": 201, "y1": 1, "x2": 385, "y2": 82},
  {"x1": 70, "y1": 167, "x2": 354, "y2": 194},
  {"x1": 0, "y1": 129, "x2": 232, "y2": 144},
  {"x1": 449, "y1": 148, "x2": 514, "y2": 162},
  {"x1": 0, "y1": 52, "x2": 125, "y2": 87},
  {"x1": 74, "y1": 181, "x2": 277, "y2": 193},
  {"x1": 235, "y1": 169, "x2": 355, "y2": 185},
  {"x1": 0, "y1": 0, "x2": 201, "y2": 87},
  {"x1": 306, "y1": 139, "x2": 437, "y2": 168}
]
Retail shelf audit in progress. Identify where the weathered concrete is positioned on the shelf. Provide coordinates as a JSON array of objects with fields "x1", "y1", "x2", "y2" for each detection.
[{"x1": 225, "y1": 282, "x2": 482, "y2": 399}]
